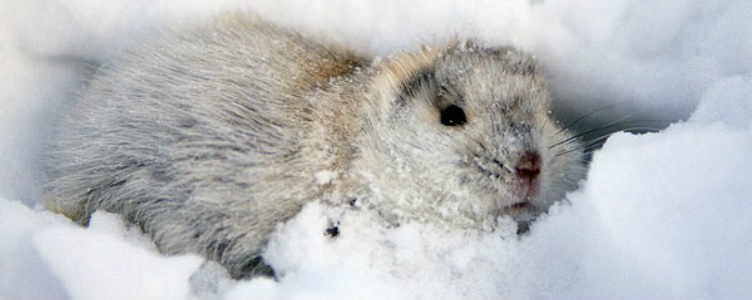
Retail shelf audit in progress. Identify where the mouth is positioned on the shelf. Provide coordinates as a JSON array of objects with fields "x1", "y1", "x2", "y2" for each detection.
[
  {"x1": 474, "y1": 164, "x2": 535, "y2": 212},
  {"x1": 472, "y1": 156, "x2": 540, "y2": 213},
  {"x1": 502, "y1": 199, "x2": 538, "y2": 227},
  {"x1": 513, "y1": 178, "x2": 539, "y2": 201},
  {"x1": 509, "y1": 200, "x2": 531, "y2": 210}
]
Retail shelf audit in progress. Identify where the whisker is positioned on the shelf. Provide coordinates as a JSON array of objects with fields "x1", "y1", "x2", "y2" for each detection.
[
  {"x1": 554, "y1": 146, "x2": 585, "y2": 158},
  {"x1": 549, "y1": 120, "x2": 670, "y2": 150},
  {"x1": 581, "y1": 125, "x2": 665, "y2": 144},
  {"x1": 553, "y1": 124, "x2": 665, "y2": 158},
  {"x1": 553, "y1": 102, "x2": 629, "y2": 137},
  {"x1": 539, "y1": 117, "x2": 552, "y2": 136}
]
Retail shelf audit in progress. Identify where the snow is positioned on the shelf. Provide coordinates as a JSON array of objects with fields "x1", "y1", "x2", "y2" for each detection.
[
  {"x1": 33, "y1": 212, "x2": 203, "y2": 300},
  {"x1": 1, "y1": 0, "x2": 751, "y2": 299}
]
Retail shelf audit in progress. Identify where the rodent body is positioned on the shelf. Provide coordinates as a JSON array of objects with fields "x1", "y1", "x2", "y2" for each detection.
[{"x1": 43, "y1": 14, "x2": 585, "y2": 278}]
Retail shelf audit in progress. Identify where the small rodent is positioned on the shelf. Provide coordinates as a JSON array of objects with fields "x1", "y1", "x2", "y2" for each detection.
[{"x1": 43, "y1": 13, "x2": 586, "y2": 279}]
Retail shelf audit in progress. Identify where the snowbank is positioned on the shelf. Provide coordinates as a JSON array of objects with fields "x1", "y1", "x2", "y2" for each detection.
[{"x1": 1, "y1": 0, "x2": 750, "y2": 299}]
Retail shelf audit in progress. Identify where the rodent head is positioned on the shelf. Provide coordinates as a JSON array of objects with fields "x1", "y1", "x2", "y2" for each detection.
[{"x1": 356, "y1": 43, "x2": 585, "y2": 229}]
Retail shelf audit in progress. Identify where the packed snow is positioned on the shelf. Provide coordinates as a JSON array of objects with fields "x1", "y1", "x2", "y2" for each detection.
[{"x1": 1, "y1": 0, "x2": 751, "y2": 299}]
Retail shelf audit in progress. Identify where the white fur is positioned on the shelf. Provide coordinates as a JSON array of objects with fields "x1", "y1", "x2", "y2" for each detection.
[{"x1": 43, "y1": 13, "x2": 585, "y2": 278}]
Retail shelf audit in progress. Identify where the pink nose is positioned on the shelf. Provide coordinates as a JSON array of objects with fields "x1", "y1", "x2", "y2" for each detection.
[{"x1": 515, "y1": 151, "x2": 541, "y2": 182}]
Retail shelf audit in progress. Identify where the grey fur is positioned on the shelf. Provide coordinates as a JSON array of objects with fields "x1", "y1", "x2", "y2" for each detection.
[{"x1": 43, "y1": 14, "x2": 586, "y2": 279}]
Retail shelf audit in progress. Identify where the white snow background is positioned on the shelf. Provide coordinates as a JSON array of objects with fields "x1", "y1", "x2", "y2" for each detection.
[{"x1": 2, "y1": 0, "x2": 751, "y2": 299}]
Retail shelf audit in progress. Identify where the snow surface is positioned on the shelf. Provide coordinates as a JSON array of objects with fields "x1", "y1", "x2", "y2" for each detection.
[{"x1": 1, "y1": 0, "x2": 751, "y2": 299}]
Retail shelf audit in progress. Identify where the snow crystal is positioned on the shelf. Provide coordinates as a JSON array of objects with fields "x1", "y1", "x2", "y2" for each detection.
[{"x1": 314, "y1": 170, "x2": 338, "y2": 186}]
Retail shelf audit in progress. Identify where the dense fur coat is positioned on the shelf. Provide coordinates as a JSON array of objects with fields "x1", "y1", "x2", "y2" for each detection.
[{"x1": 43, "y1": 14, "x2": 585, "y2": 278}]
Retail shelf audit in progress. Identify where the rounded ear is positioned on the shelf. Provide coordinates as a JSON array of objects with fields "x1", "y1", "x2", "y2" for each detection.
[
  {"x1": 366, "y1": 48, "x2": 438, "y2": 123},
  {"x1": 396, "y1": 70, "x2": 436, "y2": 106}
]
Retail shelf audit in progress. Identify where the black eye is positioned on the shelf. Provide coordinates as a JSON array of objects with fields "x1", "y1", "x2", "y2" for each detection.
[{"x1": 440, "y1": 105, "x2": 467, "y2": 126}]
